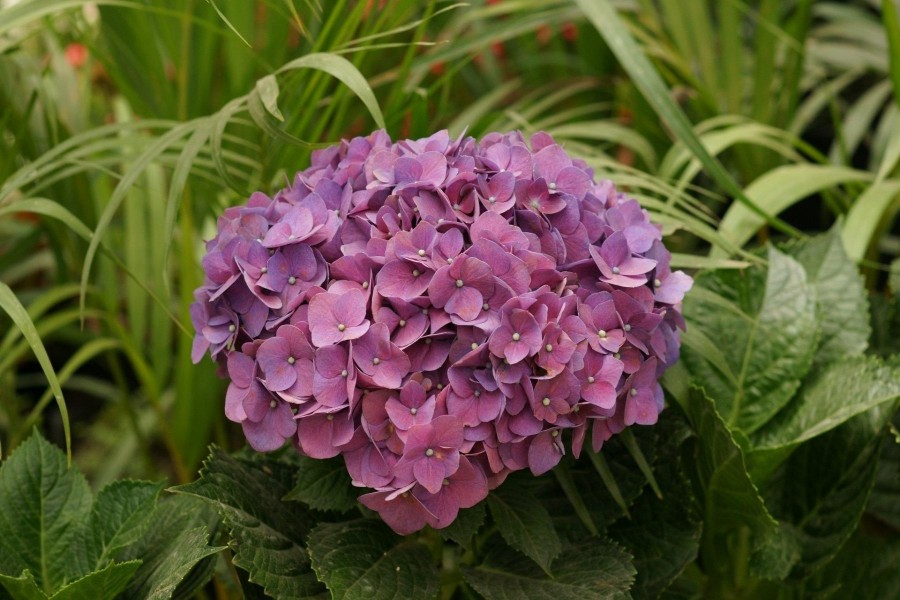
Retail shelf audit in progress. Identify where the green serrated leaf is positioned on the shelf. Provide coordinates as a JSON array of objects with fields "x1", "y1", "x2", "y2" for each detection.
[
  {"x1": 0, "y1": 571, "x2": 46, "y2": 600},
  {"x1": 50, "y1": 561, "x2": 141, "y2": 600},
  {"x1": 120, "y1": 495, "x2": 223, "y2": 600},
  {"x1": 781, "y1": 228, "x2": 870, "y2": 368},
  {"x1": 68, "y1": 480, "x2": 164, "y2": 579},
  {"x1": 682, "y1": 246, "x2": 818, "y2": 434},
  {"x1": 759, "y1": 404, "x2": 893, "y2": 579},
  {"x1": 0, "y1": 432, "x2": 91, "y2": 593},
  {"x1": 677, "y1": 388, "x2": 778, "y2": 574},
  {"x1": 751, "y1": 356, "x2": 900, "y2": 452},
  {"x1": 438, "y1": 503, "x2": 486, "y2": 550},
  {"x1": 809, "y1": 529, "x2": 900, "y2": 598},
  {"x1": 463, "y1": 540, "x2": 635, "y2": 600},
  {"x1": 284, "y1": 456, "x2": 358, "y2": 513},
  {"x1": 307, "y1": 519, "x2": 438, "y2": 600},
  {"x1": 867, "y1": 423, "x2": 900, "y2": 530},
  {"x1": 608, "y1": 446, "x2": 701, "y2": 599},
  {"x1": 488, "y1": 482, "x2": 562, "y2": 573},
  {"x1": 171, "y1": 448, "x2": 325, "y2": 599}
]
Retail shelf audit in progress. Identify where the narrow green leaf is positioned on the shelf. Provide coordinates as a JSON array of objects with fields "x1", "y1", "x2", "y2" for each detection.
[
  {"x1": 584, "y1": 449, "x2": 630, "y2": 519},
  {"x1": 205, "y1": 0, "x2": 252, "y2": 47},
  {"x1": 714, "y1": 165, "x2": 872, "y2": 255},
  {"x1": 883, "y1": 0, "x2": 900, "y2": 108},
  {"x1": 462, "y1": 540, "x2": 635, "y2": 600},
  {"x1": 0, "y1": 432, "x2": 92, "y2": 592},
  {"x1": 618, "y1": 429, "x2": 662, "y2": 499},
  {"x1": 682, "y1": 247, "x2": 818, "y2": 433},
  {"x1": 553, "y1": 461, "x2": 599, "y2": 536},
  {"x1": 307, "y1": 520, "x2": 438, "y2": 600},
  {"x1": 574, "y1": 0, "x2": 803, "y2": 240},
  {"x1": 277, "y1": 53, "x2": 385, "y2": 130},
  {"x1": 0, "y1": 285, "x2": 71, "y2": 463},
  {"x1": 841, "y1": 179, "x2": 900, "y2": 261},
  {"x1": 171, "y1": 449, "x2": 325, "y2": 598},
  {"x1": 488, "y1": 482, "x2": 562, "y2": 574},
  {"x1": 255, "y1": 75, "x2": 285, "y2": 122}
]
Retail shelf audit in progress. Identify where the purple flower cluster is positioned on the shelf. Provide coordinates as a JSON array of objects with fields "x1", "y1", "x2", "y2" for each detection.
[{"x1": 191, "y1": 129, "x2": 692, "y2": 534}]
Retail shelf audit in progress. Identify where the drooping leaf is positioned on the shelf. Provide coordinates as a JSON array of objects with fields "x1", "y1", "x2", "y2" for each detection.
[
  {"x1": 306, "y1": 520, "x2": 438, "y2": 600},
  {"x1": 682, "y1": 246, "x2": 818, "y2": 434},
  {"x1": 759, "y1": 403, "x2": 894, "y2": 579},
  {"x1": 284, "y1": 456, "x2": 358, "y2": 513},
  {"x1": 677, "y1": 389, "x2": 778, "y2": 572},
  {"x1": 170, "y1": 448, "x2": 325, "y2": 599},
  {"x1": 487, "y1": 480, "x2": 562, "y2": 573},
  {"x1": 462, "y1": 540, "x2": 635, "y2": 600},
  {"x1": 0, "y1": 285, "x2": 71, "y2": 461},
  {"x1": 781, "y1": 228, "x2": 870, "y2": 368},
  {"x1": 120, "y1": 495, "x2": 223, "y2": 600},
  {"x1": 751, "y1": 355, "x2": 900, "y2": 452},
  {"x1": 608, "y1": 436, "x2": 701, "y2": 599},
  {"x1": 438, "y1": 502, "x2": 486, "y2": 550},
  {"x1": 0, "y1": 432, "x2": 91, "y2": 592}
]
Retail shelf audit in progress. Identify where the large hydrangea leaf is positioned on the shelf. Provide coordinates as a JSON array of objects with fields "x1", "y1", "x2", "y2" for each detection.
[
  {"x1": 757, "y1": 403, "x2": 893, "y2": 580},
  {"x1": 0, "y1": 561, "x2": 140, "y2": 600},
  {"x1": 462, "y1": 540, "x2": 635, "y2": 600},
  {"x1": 0, "y1": 432, "x2": 92, "y2": 593},
  {"x1": 487, "y1": 480, "x2": 562, "y2": 573},
  {"x1": 283, "y1": 456, "x2": 357, "y2": 513},
  {"x1": 306, "y1": 520, "x2": 438, "y2": 600},
  {"x1": 781, "y1": 227, "x2": 869, "y2": 368},
  {"x1": 682, "y1": 246, "x2": 818, "y2": 434},
  {"x1": 171, "y1": 448, "x2": 326, "y2": 599}
]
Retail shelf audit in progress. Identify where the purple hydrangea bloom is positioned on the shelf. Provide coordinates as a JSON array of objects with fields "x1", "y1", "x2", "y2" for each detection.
[{"x1": 192, "y1": 129, "x2": 692, "y2": 535}]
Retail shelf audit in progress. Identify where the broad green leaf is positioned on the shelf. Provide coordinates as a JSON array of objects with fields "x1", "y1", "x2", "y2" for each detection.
[
  {"x1": 462, "y1": 540, "x2": 635, "y2": 600},
  {"x1": 608, "y1": 451, "x2": 701, "y2": 599},
  {"x1": 808, "y1": 529, "x2": 900, "y2": 598},
  {"x1": 69, "y1": 481, "x2": 164, "y2": 578},
  {"x1": 782, "y1": 228, "x2": 870, "y2": 367},
  {"x1": 50, "y1": 561, "x2": 141, "y2": 600},
  {"x1": 306, "y1": 520, "x2": 438, "y2": 600},
  {"x1": 171, "y1": 448, "x2": 325, "y2": 599},
  {"x1": 682, "y1": 247, "x2": 818, "y2": 433},
  {"x1": 120, "y1": 495, "x2": 223, "y2": 600},
  {"x1": 0, "y1": 285, "x2": 71, "y2": 461},
  {"x1": 488, "y1": 481, "x2": 562, "y2": 573},
  {"x1": 751, "y1": 356, "x2": 900, "y2": 451},
  {"x1": 0, "y1": 432, "x2": 91, "y2": 593},
  {"x1": 867, "y1": 426, "x2": 900, "y2": 530},
  {"x1": 438, "y1": 503, "x2": 486, "y2": 550},
  {"x1": 284, "y1": 456, "x2": 358, "y2": 513},
  {"x1": 714, "y1": 165, "x2": 871, "y2": 255},
  {"x1": 0, "y1": 571, "x2": 45, "y2": 600},
  {"x1": 841, "y1": 179, "x2": 900, "y2": 262},
  {"x1": 677, "y1": 389, "x2": 777, "y2": 569},
  {"x1": 759, "y1": 404, "x2": 893, "y2": 579}
]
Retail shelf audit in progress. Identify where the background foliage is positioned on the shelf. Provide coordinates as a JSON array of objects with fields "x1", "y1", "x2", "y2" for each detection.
[{"x1": 0, "y1": 0, "x2": 898, "y2": 598}]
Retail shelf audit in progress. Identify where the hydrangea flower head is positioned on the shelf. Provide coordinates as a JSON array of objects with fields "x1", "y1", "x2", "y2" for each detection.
[{"x1": 192, "y1": 129, "x2": 692, "y2": 534}]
